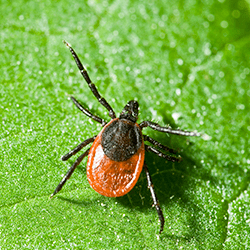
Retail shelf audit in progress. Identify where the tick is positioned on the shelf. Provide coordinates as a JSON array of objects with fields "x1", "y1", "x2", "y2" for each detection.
[{"x1": 51, "y1": 41, "x2": 200, "y2": 234}]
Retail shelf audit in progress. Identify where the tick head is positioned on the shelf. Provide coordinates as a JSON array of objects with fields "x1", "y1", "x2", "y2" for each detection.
[{"x1": 119, "y1": 100, "x2": 139, "y2": 123}]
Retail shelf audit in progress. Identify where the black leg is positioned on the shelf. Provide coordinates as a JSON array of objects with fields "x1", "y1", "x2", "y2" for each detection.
[
  {"x1": 64, "y1": 40, "x2": 116, "y2": 119},
  {"x1": 51, "y1": 148, "x2": 90, "y2": 198},
  {"x1": 143, "y1": 163, "x2": 164, "y2": 234},
  {"x1": 140, "y1": 121, "x2": 200, "y2": 137},
  {"x1": 145, "y1": 145, "x2": 181, "y2": 162},
  {"x1": 143, "y1": 135, "x2": 177, "y2": 154},
  {"x1": 62, "y1": 136, "x2": 96, "y2": 161},
  {"x1": 70, "y1": 96, "x2": 107, "y2": 126}
]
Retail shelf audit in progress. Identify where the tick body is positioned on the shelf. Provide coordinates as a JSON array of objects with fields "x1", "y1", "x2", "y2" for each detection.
[
  {"x1": 87, "y1": 118, "x2": 145, "y2": 197},
  {"x1": 51, "y1": 41, "x2": 200, "y2": 234}
]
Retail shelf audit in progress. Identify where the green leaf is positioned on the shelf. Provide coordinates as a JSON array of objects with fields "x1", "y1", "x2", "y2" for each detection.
[{"x1": 1, "y1": 0, "x2": 250, "y2": 249}]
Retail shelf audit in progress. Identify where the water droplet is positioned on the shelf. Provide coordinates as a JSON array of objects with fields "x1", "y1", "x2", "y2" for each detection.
[
  {"x1": 236, "y1": 104, "x2": 245, "y2": 110},
  {"x1": 170, "y1": 41, "x2": 176, "y2": 48},
  {"x1": 188, "y1": 74, "x2": 195, "y2": 82},
  {"x1": 209, "y1": 69, "x2": 214, "y2": 76},
  {"x1": 232, "y1": 10, "x2": 240, "y2": 18},
  {"x1": 204, "y1": 47, "x2": 211, "y2": 56},
  {"x1": 203, "y1": 21, "x2": 209, "y2": 28},
  {"x1": 126, "y1": 66, "x2": 130, "y2": 72},
  {"x1": 219, "y1": 71, "x2": 225, "y2": 78},
  {"x1": 188, "y1": 47, "x2": 194, "y2": 53},
  {"x1": 221, "y1": 20, "x2": 228, "y2": 28},
  {"x1": 159, "y1": 32, "x2": 165, "y2": 39},
  {"x1": 173, "y1": 9, "x2": 180, "y2": 16},
  {"x1": 151, "y1": 23, "x2": 157, "y2": 30},
  {"x1": 175, "y1": 88, "x2": 181, "y2": 96},
  {"x1": 207, "y1": 98, "x2": 213, "y2": 104},
  {"x1": 207, "y1": 14, "x2": 215, "y2": 22},
  {"x1": 244, "y1": 68, "x2": 250, "y2": 74},
  {"x1": 178, "y1": 72, "x2": 183, "y2": 78},
  {"x1": 177, "y1": 59, "x2": 183, "y2": 65},
  {"x1": 172, "y1": 112, "x2": 181, "y2": 121},
  {"x1": 202, "y1": 133, "x2": 212, "y2": 141}
]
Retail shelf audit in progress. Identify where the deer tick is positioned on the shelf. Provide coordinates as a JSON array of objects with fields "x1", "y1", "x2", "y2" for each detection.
[{"x1": 51, "y1": 41, "x2": 200, "y2": 234}]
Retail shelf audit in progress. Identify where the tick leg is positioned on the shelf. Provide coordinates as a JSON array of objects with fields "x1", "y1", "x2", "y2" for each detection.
[
  {"x1": 140, "y1": 121, "x2": 200, "y2": 137},
  {"x1": 71, "y1": 96, "x2": 107, "y2": 126},
  {"x1": 145, "y1": 145, "x2": 181, "y2": 162},
  {"x1": 62, "y1": 136, "x2": 96, "y2": 161},
  {"x1": 51, "y1": 148, "x2": 90, "y2": 198},
  {"x1": 143, "y1": 135, "x2": 177, "y2": 154},
  {"x1": 64, "y1": 40, "x2": 116, "y2": 119},
  {"x1": 143, "y1": 163, "x2": 164, "y2": 234}
]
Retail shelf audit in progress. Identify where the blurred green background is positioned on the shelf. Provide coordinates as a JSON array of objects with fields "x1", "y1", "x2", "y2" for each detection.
[{"x1": 1, "y1": 0, "x2": 250, "y2": 249}]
